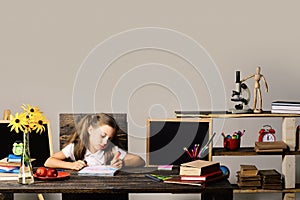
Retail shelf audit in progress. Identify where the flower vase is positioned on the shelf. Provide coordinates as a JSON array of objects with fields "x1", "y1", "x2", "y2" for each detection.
[{"x1": 18, "y1": 132, "x2": 34, "y2": 184}]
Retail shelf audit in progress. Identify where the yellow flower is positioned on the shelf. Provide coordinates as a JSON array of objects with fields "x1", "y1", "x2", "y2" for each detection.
[
  {"x1": 9, "y1": 104, "x2": 47, "y2": 134},
  {"x1": 8, "y1": 113, "x2": 26, "y2": 133},
  {"x1": 21, "y1": 104, "x2": 41, "y2": 117},
  {"x1": 32, "y1": 114, "x2": 47, "y2": 134}
]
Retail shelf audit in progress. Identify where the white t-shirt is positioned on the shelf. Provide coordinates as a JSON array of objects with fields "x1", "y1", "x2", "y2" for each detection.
[{"x1": 62, "y1": 143, "x2": 127, "y2": 166}]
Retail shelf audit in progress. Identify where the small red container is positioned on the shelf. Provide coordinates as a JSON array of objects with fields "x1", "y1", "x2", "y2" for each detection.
[{"x1": 224, "y1": 138, "x2": 240, "y2": 151}]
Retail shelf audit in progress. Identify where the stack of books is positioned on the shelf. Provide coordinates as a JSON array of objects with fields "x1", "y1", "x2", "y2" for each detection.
[
  {"x1": 163, "y1": 160, "x2": 225, "y2": 187},
  {"x1": 237, "y1": 165, "x2": 261, "y2": 189},
  {"x1": 259, "y1": 169, "x2": 282, "y2": 189},
  {"x1": 271, "y1": 101, "x2": 300, "y2": 114},
  {"x1": 0, "y1": 158, "x2": 20, "y2": 181}
]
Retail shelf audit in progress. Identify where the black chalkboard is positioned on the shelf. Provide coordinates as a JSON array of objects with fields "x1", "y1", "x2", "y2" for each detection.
[
  {"x1": 0, "y1": 120, "x2": 52, "y2": 167},
  {"x1": 146, "y1": 118, "x2": 212, "y2": 166}
]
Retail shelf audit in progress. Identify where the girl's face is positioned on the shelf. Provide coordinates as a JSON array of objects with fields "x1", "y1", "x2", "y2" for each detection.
[{"x1": 88, "y1": 124, "x2": 115, "y2": 153}]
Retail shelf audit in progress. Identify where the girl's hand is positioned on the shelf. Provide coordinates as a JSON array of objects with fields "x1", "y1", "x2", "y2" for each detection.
[
  {"x1": 71, "y1": 160, "x2": 87, "y2": 170},
  {"x1": 110, "y1": 158, "x2": 123, "y2": 169},
  {"x1": 110, "y1": 151, "x2": 123, "y2": 169}
]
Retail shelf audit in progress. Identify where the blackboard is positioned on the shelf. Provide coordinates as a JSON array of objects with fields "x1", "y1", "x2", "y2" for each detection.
[
  {"x1": 146, "y1": 118, "x2": 212, "y2": 166},
  {"x1": 0, "y1": 120, "x2": 53, "y2": 167}
]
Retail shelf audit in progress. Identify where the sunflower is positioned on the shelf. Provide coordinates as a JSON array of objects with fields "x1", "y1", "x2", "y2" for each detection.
[
  {"x1": 31, "y1": 114, "x2": 47, "y2": 134},
  {"x1": 8, "y1": 113, "x2": 26, "y2": 133},
  {"x1": 21, "y1": 104, "x2": 41, "y2": 117},
  {"x1": 9, "y1": 104, "x2": 47, "y2": 134}
]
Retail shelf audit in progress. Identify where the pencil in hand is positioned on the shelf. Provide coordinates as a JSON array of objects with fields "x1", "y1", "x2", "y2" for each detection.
[{"x1": 114, "y1": 151, "x2": 121, "y2": 160}]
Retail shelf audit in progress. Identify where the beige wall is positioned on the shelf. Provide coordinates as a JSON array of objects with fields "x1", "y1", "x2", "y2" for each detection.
[{"x1": 1, "y1": 1, "x2": 300, "y2": 199}]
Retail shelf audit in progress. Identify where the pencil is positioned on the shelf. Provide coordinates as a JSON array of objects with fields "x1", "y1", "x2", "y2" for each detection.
[{"x1": 183, "y1": 147, "x2": 193, "y2": 158}]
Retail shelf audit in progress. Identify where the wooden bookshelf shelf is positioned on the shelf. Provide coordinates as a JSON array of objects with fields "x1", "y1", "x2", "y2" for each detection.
[
  {"x1": 213, "y1": 147, "x2": 300, "y2": 156},
  {"x1": 232, "y1": 183, "x2": 300, "y2": 194}
]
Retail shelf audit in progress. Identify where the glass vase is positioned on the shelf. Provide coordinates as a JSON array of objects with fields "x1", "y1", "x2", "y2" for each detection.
[{"x1": 18, "y1": 132, "x2": 34, "y2": 184}]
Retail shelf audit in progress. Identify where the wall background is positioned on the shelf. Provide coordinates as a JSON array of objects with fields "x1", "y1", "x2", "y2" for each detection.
[{"x1": 0, "y1": 1, "x2": 299, "y2": 199}]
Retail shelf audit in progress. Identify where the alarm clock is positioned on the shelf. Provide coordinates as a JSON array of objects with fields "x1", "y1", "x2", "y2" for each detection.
[
  {"x1": 12, "y1": 141, "x2": 23, "y2": 156},
  {"x1": 258, "y1": 125, "x2": 276, "y2": 142}
]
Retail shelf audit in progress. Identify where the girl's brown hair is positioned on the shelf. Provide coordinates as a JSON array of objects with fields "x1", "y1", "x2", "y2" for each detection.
[{"x1": 65, "y1": 113, "x2": 120, "y2": 164}]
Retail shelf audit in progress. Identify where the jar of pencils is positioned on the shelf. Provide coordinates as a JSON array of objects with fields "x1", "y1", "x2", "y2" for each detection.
[{"x1": 222, "y1": 130, "x2": 245, "y2": 151}]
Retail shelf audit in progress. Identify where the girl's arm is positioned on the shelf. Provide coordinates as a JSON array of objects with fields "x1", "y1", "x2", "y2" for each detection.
[
  {"x1": 44, "y1": 151, "x2": 86, "y2": 171},
  {"x1": 122, "y1": 153, "x2": 145, "y2": 168}
]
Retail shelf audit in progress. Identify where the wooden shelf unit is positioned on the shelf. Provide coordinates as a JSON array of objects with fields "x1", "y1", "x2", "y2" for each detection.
[{"x1": 175, "y1": 111, "x2": 300, "y2": 200}]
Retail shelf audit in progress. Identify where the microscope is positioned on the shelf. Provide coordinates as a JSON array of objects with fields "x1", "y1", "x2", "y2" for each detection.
[{"x1": 229, "y1": 71, "x2": 252, "y2": 113}]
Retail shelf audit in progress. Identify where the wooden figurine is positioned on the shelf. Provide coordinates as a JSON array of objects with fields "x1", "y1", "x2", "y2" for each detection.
[{"x1": 241, "y1": 66, "x2": 268, "y2": 113}]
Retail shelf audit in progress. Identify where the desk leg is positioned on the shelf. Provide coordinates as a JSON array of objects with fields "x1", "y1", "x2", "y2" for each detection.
[
  {"x1": 0, "y1": 193, "x2": 13, "y2": 200},
  {"x1": 62, "y1": 193, "x2": 128, "y2": 200},
  {"x1": 201, "y1": 190, "x2": 233, "y2": 200}
]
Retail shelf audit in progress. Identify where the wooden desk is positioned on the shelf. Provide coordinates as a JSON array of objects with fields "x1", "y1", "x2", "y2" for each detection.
[{"x1": 0, "y1": 167, "x2": 233, "y2": 200}]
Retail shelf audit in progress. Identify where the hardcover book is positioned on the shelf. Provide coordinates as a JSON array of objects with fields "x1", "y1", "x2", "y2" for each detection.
[
  {"x1": 272, "y1": 101, "x2": 300, "y2": 106},
  {"x1": 254, "y1": 141, "x2": 287, "y2": 152},
  {"x1": 180, "y1": 160, "x2": 220, "y2": 176},
  {"x1": 180, "y1": 170, "x2": 223, "y2": 181},
  {"x1": 259, "y1": 169, "x2": 282, "y2": 189},
  {"x1": 240, "y1": 165, "x2": 258, "y2": 177},
  {"x1": 164, "y1": 173, "x2": 226, "y2": 187}
]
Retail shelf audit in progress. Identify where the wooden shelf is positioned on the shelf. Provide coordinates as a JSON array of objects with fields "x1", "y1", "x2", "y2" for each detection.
[
  {"x1": 213, "y1": 147, "x2": 300, "y2": 156},
  {"x1": 233, "y1": 183, "x2": 300, "y2": 193},
  {"x1": 175, "y1": 111, "x2": 300, "y2": 118}
]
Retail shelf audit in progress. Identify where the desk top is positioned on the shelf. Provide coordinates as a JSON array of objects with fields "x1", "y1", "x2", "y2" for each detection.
[{"x1": 0, "y1": 167, "x2": 233, "y2": 194}]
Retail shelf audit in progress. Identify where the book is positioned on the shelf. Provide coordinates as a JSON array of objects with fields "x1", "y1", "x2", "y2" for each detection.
[
  {"x1": 164, "y1": 174, "x2": 226, "y2": 187},
  {"x1": 0, "y1": 166, "x2": 19, "y2": 173},
  {"x1": 271, "y1": 109, "x2": 300, "y2": 114},
  {"x1": 259, "y1": 169, "x2": 281, "y2": 179},
  {"x1": 0, "y1": 172, "x2": 18, "y2": 181},
  {"x1": 254, "y1": 141, "x2": 287, "y2": 152},
  {"x1": 78, "y1": 165, "x2": 118, "y2": 176},
  {"x1": 0, "y1": 157, "x2": 35, "y2": 167},
  {"x1": 180, "y1": 170, "x2": 223, "y2": 181},
  {"x1": 236, "y1": 172, "x2": 261, "y2": 181},
  {"x1": 271, "y1": 106, "x2": 300, "y2": 111},
  {"x1": 237, "y1": 180, "x2": 261, "y2": 187},
  {"x1": 240, "y1": 165, "x2": 258, "y2": 177},
  {"x1": 7, "y1": 154, "x2": 21, "y2": 163},
  {"x1": 157, "y1": 165, "x2": 173, "y2": 171},
  {"x1": 272, "y1": 101, "x2": 300, "y2": 107},
  {"x1": 180, "y1": 160, "x2": 220, "y2": 176},
  {"x1": 164, "y1": 176, "x2": 203, "y2": 186}
]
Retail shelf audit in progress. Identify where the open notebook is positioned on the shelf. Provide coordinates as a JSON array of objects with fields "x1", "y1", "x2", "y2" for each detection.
[{"x1": 78, "y1": 165, "x2": 118, "y2": 176}]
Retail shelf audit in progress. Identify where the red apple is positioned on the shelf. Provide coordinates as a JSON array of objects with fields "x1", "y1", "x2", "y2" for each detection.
[
  {"x1": 47, "y1": 168, "x2": 58, "y2": 177},
  {"x1": 36, "y1": 167, "x2": 48, "y2": 177}
]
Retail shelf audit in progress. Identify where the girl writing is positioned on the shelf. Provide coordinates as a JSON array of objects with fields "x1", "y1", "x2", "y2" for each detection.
[{"x1": 44, "y1": 113, "x2": 145, "y2": 170}]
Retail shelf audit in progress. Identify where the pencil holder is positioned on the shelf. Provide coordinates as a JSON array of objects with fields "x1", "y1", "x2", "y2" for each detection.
[
  {"x1": 224, "y1": 137, "x2": 240, "y2": 151},
  {"x1": 222, "y1": 130, "x2": 244, "y2": 151}
]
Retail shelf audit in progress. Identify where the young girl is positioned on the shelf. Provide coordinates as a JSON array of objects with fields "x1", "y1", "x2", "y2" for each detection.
[{"x1": 44, "y1": 113, "x2": 145, "y2": 170}]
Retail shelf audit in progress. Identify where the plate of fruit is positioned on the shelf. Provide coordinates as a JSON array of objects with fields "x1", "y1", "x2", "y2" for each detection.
[{"x1": 34, "y1": 167, "x2": 70, "y2": 180}]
